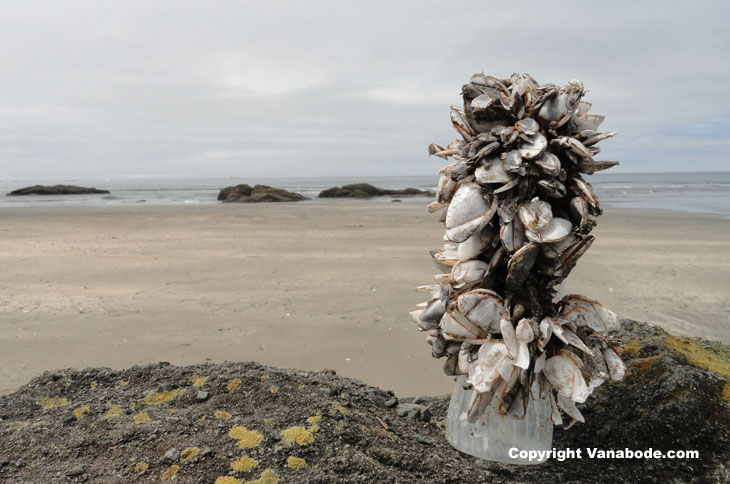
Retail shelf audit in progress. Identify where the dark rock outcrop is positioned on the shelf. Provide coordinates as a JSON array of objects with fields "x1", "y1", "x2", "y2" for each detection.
[
  {"x1": 7, "y1": 185, "x2": 110, "y2": 196},
  {"x1": 218, "y1": 184, "x2": 308, "y2": 203},
  {"x1": 0, "y1": 320, "x2": 727, "y2": 483},
  {"x1": 318, "y1": 183, "x2": 434, "y2": 198}
]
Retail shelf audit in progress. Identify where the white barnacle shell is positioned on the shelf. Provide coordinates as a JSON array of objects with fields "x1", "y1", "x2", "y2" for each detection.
[
  {"x1": 467, "y1": 339, "x2": 511, "y2": 393},
  {"x1": 571, "y1": 111, "x2": 605, "y2": 132},
  {"x1": 551, "y1": 136, "x2": 593, "y2": 163},
  {"x1": 544, "y1": 349, "x2": 589, "y2": 403},
  {"x1": 436, "y1": 174, "x2": 457, "y2": 203},
  {"x1": 515, "y1": 318, "x2": 535, "y2": 343},
  {"x1": 430, "y1": 244, "x2": 458, "y2": 270},
  {"x1": 542, "y1": 233, "x2": 578, "y2": 259},
  {"x1": 525, "y1": 217, "x2": 572, "y2": 244},
  {"x1": 601, "y1": 346, "x2": 626, "y2": 381},
  {"x1": 535, "y1": 151, "x2": 561, "y2": 176},
  {"x1": 557, "y1": 393, "x2": 585, "y2": 423},
  {"x1": 475, "y1": 158, "x2": 515, "y2": 184},
  {"x1": 517, "y1": 132, "x2": 547, "y2": 159},
  {"x1": 518, "y1": 197, "x2": 552, "y2": 233},
  {"x1": 569, "y1": 177, "x2": 600, "y2": 211},
  {"x1": 515, "y1": 117, "x2": 540, "y2": 136},
  {"x1": 501, "y1": 150, "x2": 524, "y2": 175},
  {"x1": 456, "y1": 289, "x2": 507, "y2": 334},
  {"x1": 409, "y1": 309, "x2": 424, "y2": 325},
  {"x1": 450, "y1": 260, "x2": 489, "y2": 289},
  {"x1": 500, "y1": 317, "x2": 518, "y2": 359},
  {"x1": 513, "y1": 319, "x2": 534, "y2": 369},
  {"x1": 538, "y1": 79, "x2": 584, "y2": 128},
  {"x1": 549, "y1": 388, "x2": 563, "y2": 425},
  {"x1": 559, "y1": 294, "x2": 619, "y2": 332},
  {"x1": 450, "y1": 105, "x2": 475, "y2": 141},
  {"x1": 537, "y1": 318, "x2": 552, "y2": 351},
  {"x1": 500, "y1": 218, "x2": 526, "y2": 252},
  {"x1": 420, "y1": 297, "x2": 446, "y2": 324},
  {"x1": 551, "y1": 324, "x2": 594, "y2": 356},
  {"x1": 439, "y1": 310, "x2": 486, "y2": 341},
  {"x1": 457, "y1": 230, "x2": 492, "y2": 262},
  {"x1": 444, "y1": 183, "x2": 498, "y2": 243}
]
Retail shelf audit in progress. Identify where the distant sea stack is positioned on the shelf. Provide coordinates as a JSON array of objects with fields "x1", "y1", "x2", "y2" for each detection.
[
  {"x1": 7, "y1": 185, "x2": 110, "y2": 196},
  {"x1": 318, "y1": 183, "x2": 435, "y2": 198},
  {"x1": 218, "y1": 184, "x2": 308, "y2": 203}
]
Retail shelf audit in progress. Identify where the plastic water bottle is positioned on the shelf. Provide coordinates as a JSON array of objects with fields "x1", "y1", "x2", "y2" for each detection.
[{"x1": 446, "y1": 376, "x2": 553, "y2": 464}]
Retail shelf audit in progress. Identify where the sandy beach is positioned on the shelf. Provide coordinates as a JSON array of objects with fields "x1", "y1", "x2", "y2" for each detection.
[{"x1": 0, "y1": 201, "x2": 728, "y2": 397}]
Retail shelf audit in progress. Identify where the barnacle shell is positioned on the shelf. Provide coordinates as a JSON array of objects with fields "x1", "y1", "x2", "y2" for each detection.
[{"x1": 445, "y1": 183, "x2": 498, "y2": 242}]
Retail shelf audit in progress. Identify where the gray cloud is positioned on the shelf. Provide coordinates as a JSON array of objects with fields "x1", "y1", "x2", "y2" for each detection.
[{"x1": 1, "y1": 0, "x2": 728, "y2": 179}]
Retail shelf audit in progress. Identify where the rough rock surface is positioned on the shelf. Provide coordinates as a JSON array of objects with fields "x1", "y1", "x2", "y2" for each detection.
[
  {"x1": 6, "y1": 185, "x2": 110, "y2": 196},
  {"x1": 0, "y1": 321, "x2": 727, "y2": 484},
  {"x1": 218, "y1": 184, "x2": 308, "y2": 203},
  {"x1": 318, "y1": 183, "x2": 434, "y2": 199}
]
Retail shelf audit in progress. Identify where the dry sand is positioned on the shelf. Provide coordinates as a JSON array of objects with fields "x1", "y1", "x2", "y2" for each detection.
[{"x1": 0, "y1": 202, "x2": 728, "y2": 396}]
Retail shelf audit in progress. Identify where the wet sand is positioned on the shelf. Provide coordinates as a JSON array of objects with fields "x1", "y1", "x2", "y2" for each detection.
[{"x1": 0, "y1": 202, "x2": 728, "y2": 396}]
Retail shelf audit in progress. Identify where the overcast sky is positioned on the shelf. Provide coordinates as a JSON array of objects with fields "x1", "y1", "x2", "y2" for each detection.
[{"x1": 1, "y1": 1, "x2": 728, "y2": 180}]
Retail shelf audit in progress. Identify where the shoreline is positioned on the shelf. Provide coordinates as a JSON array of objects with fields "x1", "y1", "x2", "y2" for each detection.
[
  {"x1": 1, "y1": 197, "x2": 727, "y2": 218},
  {"x1": 1, "y1": 203, "x2": 728, "y2": 396}
]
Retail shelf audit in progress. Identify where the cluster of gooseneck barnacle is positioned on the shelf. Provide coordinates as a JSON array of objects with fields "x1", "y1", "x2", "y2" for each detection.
[{"x1": 410, "y1": 73, "x2": 626, "y2": 426}]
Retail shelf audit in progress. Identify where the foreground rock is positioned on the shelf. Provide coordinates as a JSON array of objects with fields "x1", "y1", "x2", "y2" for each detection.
[
  {"x1": 0, "y1": 320, "x2": 727, "y2": 484},
  {"x1": 218, "y1": 184, "x2": 308, "y2": 203},
  {"x1": 318, "y1": 183, "x2": 434, "y2": 198},
  {"x1": 6, "y1": 185, "x2": 110, "y2": 196}
]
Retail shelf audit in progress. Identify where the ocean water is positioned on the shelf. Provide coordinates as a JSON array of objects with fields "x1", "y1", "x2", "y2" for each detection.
[{"x1": 0, "y1": 172, "x2": 728, "y2": 216}]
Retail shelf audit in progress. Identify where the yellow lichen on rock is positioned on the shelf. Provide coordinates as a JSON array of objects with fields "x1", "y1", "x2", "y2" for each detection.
[
  {"x1": 36, "y1": 397, "x2": 68, "y2": 410},
  {"x1": 260, "y1": 375, "x2": 269, "y2": 381},
  {"x1": 306, "y1": 415, "x2": 321, "y2": 432},
  {"x1": 269, "y1": 385, "x2": 278, "y2": 394},
  {"x1": 133, "y1": 412, "x2": 152, "y2": 424},
  {"x1": 229, "y1": 426, "x2": 264, "y2": 448},
  {"x1": 89, "y1": 382, "x2": 98, "y2": 390},
  {"x1": 117, "y1": 380, "x2": 129, "y2": 388},
  {"x1": 8, "y1": 421, "x2": 29, "y2": 431},
  {"x1": 620, "y1": 339, "x2": 642, "y2": 357},
  {"x1": 73, "y1": 405, "x2": 90, "y2": 420},
  {"x1": 280, "y1": 426, "x2": 314, "y2": 446},
  {"x1": 161, "y1": 464, "x2": 180, "y2": 480},
  {"x1": 143, "y1": 388, "x2": 185, "y2": 405},
  {"x1": 216, "y1": 477, "x2": 242, "y2": 484},
  {"x1": 286, "y1": 456, "x2": 307, "y2": 470},
  {"x1": 664, "y1": 335, "x2": 730, "y2": 402},
  {"x1": 102, "y1": 404, "x2": 124, "y2": 420},
  {"x1": 134, "y1": 462, "x2": 149, "y2": 473},
  {"x1": 180, "y1": 447, "x2": 200, "y2": 463},
  {"x1": 227, "y1": 378, "x2": 242, "y2": 391},
  {"x1": 244, "y1": 469, "x2": 279, "y2": 484},
  {"x1": 332, "y1": 402, "x2": 350, "y2": 415},
  {"x1": 191, "y1": 375, "x2": 208, "y2": 387},
  {"x1": 231, "y1": 455, "x2": 259, "y2": 472},
  {"x1": 215, "y1": 410, "x2": 232, "y2": 420}
]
